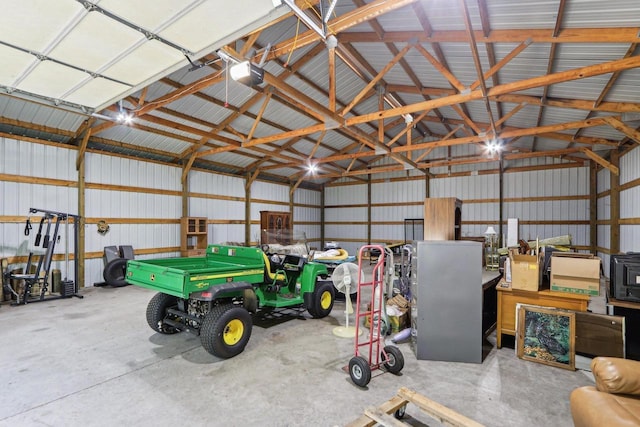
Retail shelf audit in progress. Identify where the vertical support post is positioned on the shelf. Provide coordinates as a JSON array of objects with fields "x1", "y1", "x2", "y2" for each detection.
[
  {"x1": 181, "y1": 166, "x2": 189, "y2": 218},
  {"x1": 425, "y1": 172, "x2": 430, "y2": 198},
  {"x1": 590, "y1": 160, "x2": 598, "y2": 254},
  {"x1": 367, "y1": 172, "x2": 372, "y2": 245},
  {"x1": 245, "y1": 173, "x2": 252, "y2": 247},
  {"x1": 499, "y1": 152, "x2": 504, "y2": 247},
  {"x1": 328, "y1": 45, "x2": 336, "y2": 112},
  {"x1": 289, "y1": 183, "x2": 295, "y2": 228},
  {"x1": 377, "y1": 84, "x2": 385, "y2": 143},
  {"x1": 320, "y1": 185, "x2": 325, "y2": 249},
  {"x1": 610, "y1": 149, "x2": 620, "y2": 255},
  {"x1": 77, "y1": 156, "x2": 85, "y2": 288}
]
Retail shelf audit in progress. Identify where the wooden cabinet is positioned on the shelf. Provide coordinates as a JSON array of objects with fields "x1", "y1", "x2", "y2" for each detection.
[
  {"x1": 496, "y1": 287, "x2": 589, "y2": 348},
  {"x1": 423, "y1": 197, "x2": 462, "y2": 240},
  {"x1": 260, "y1": 211, "x2": 291, "y2": 244},
  {"x1": 180, "y1": 217, "x2": 208, "y2": 257}
]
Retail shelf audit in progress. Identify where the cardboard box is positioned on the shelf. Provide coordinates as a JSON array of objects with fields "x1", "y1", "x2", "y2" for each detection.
[
  {"x1": 550, "y1": 253, "x2": 601, "y2": 296},
  {"x1": 510, "y1": 253, "x2": 542, "y2": 291}
]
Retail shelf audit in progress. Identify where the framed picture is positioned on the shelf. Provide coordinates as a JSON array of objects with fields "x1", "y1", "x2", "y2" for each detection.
[{"x1": 516, "y1": 304, "x2": 576, "y2": 370}]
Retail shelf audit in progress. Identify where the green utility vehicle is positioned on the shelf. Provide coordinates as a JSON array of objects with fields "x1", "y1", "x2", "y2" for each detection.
[{"x1": 126, "y1": 244, "x2": 333, "y2": 359}]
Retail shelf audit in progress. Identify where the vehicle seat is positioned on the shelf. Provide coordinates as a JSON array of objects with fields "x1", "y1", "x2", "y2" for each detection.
[{"x1": 262, "y1": 252, "x2": 286, "y2": 283}]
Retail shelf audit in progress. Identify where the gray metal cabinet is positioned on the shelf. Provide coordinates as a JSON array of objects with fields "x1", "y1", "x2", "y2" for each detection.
[{"x1": 410, "y1": 240, "x2": 483, "y2": 363}]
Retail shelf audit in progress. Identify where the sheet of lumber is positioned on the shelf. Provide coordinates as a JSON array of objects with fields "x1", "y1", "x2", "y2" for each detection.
[
  {"x1": 363, "y1": 407, "x2": 407, "y2": 427},
  {"x1": 344, "y1": 395, "x2": 408, "y2": 427},
  {"x1": 397, "y1": 387, "x2": 485, "y2": 427}
]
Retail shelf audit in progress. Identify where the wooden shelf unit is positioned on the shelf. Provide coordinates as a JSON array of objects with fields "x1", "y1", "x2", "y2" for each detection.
[{"x1": 180, "y1": 217, "x2": 208, "y2": 257}]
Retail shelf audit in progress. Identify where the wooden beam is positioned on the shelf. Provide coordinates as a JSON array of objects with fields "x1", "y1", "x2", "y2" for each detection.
[
  {"x1": 140, "y1": 115, "x2": 241, "y2": 146},
  {"x1": 610, "y1": 150, "x2": 620, "y2": 254},
  {"x1": 338, "y1": 27, "x2": 640, "y2": 44},
  {"x1": 75, "y1": 125, "x2": 93, "y2": 171},
  {"x1": 346, "y1": 55, "x2": 640, "y2": 126},
  {"x1": 469, "y1": 39, "x2": 532, "y2": 91},
  {"x1": 590, "y1": 161, "x2": 597, "y2": 254},
  {"x1": 580, "y1": 148, "x2": 619, "y2": 175},
  {"x1": 247, "y1": 93, "x2": 272, "y2": 141},
  {"x1": 414, "y1": 44, "x2": 465, "y2": 92},
  {"x1": 390, "y1": 117, "x2": 609, "y2": 153},
  {"x1": 342, "y1": 43, "x2": 413, "y2": 115},
  {"x1": 269, "y1": 0, "x2": 418, "y2": 60},
  {"x1": 328, "y1": 46, "x2": 336, "y2": 112},
  {"x1": 603, "y1": 116, "x2": 640, "y2": 144},
  {"x1": 491, "y1": 93, "x2": 640, "y2": 113},
  {"x1": 135, "y1": 70, "x2": 226, "y2": 116},
  {"x1": 495, "y1": 103, "x2": 526, "y2": 127}
]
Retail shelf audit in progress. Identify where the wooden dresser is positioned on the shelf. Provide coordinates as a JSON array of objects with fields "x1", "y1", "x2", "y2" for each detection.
[{"x1": 496, "y1": 286, "x2": 589, "y2": 348}]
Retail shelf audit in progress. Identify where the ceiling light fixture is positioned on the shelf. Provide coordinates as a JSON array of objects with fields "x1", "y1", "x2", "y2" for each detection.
[
  {"x1": 486, "y1": 139, "x2": 502, "y2": 154},
  {"x1": 307, "y1": 163, "x2": 318, "y2": 174},
  {"x1": 116, "y1": 100, "x2": 133, "y2": 125}
]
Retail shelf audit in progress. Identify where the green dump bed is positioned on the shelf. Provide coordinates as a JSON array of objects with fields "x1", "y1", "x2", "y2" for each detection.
[{"x1": 126, "y1": 245, "x2": 266, "y2": 298}]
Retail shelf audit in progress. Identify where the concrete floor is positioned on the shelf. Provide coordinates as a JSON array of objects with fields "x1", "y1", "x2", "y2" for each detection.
[{"x1": 0, "y1": 285, "x2": 594, "y2": 427}]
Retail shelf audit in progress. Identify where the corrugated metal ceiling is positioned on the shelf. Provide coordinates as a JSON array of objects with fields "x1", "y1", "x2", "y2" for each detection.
[{"x1": 0, "y1": 0, "x2": 639, "y2": 188}]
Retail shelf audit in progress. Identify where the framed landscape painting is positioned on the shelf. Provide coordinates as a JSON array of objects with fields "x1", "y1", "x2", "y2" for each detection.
[{"x1": 516, "y1": 304, "x2": 576, "y2": 371}]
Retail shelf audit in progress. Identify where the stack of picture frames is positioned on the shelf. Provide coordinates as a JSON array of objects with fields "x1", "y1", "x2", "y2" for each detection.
[{"x1": 515, "y1": 303, "x2": 626, "y2": 371}]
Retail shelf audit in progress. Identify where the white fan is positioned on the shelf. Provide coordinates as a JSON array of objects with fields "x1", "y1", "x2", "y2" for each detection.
[{"x1": 331, "y1": 262, "x2": 363, "y2": 338}]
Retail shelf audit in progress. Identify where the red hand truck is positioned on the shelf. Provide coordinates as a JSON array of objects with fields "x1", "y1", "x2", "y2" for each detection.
[{"x1": 347, "y1": 245, "x2": 404, "y2": 387}]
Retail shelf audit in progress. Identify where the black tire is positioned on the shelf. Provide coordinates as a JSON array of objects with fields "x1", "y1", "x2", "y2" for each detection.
[
  {"x1": 103, "y1": 258, "x2": 128, "y2": 287},
  {"x1": 308, "y1": 281, "x2": 335, "y2": 318},
  {"x1": 349, "y1": 356, "x2": 371, "y2": 388},
  {"x1": 201, "y1": 304, "x2": 252, "y2": 359},
  {"x1": 382, "y1": 345, "x2": 404, "y2": 374},
  {"x1": 146, "y1": 293, "x2": 179, "y2": 334}
]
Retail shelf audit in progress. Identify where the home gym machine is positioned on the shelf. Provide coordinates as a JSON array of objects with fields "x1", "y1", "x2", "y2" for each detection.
[{"x1": 3, "y1": 208, "x2": 83, "y2": 305}]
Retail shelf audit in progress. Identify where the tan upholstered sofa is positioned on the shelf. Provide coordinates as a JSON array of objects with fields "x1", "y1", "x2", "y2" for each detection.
[{"x1": 570, "y1": 357, "x2": 640, "y2": 427}]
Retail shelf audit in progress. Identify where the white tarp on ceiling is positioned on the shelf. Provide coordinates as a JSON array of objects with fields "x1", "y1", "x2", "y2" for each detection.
[{"x1": 0, "y1": 0, "x2": 288, "y2": 112}]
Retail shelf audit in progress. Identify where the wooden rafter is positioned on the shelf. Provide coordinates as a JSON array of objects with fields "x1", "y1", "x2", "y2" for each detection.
[
  {"x1": 268, "y1": 0, "x2": 418, "y2": 61},
  {"x1": 247, "y1": 92, "x2": 272, "y2": 141},
  {"x1": 338, "y1": 27, "x2": 640, "y2": 44},
  {"x1": 414, "y1": 44, "x2": 465, "y2": 92},
  {"x1": 459, "y1": 0, "x2": 496, "y2": 134},
  {"x1": 580, "y1": 147, "x2": 619, "y2": 175},
  {"x1": 343, "y1": 44, "x2": 413, "y2": 115},
  {"x1": 603, "y1": 116, "x2": 640, "y2": 145}
]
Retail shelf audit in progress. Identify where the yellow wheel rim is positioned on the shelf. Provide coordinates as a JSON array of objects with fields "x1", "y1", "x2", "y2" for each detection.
[
  {"x1": 223, "y1": 319, "x2": 244, "y2": 345},
  {"x1": 320, "y1": 290, "x2": 332, "y2": 310}
]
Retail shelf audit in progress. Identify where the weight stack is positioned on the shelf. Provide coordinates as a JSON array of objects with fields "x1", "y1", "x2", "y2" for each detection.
[{"x1": 61, "y1": 280, "x2": 75, "y2": 297}]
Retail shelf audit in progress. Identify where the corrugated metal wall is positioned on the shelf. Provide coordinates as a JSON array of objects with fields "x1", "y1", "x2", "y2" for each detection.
[
  {"x1": 325, "y1": 183, "x2": 368, "y2": 255},
  {"x1": 189, "y1": 170, "x2": 246, "y2": 244},
  {"x1": 371, "y1": 178, "x2": 426, "y2": 245},
  {"x1": 250, "y1": 180, "x2": 291, "y2": 245},
  {"x1": 0, "y1": 137, "x2": 78, "y2": 283},
  {"x1": 1, "y1": 138, "x2": 322, "y2": 288},
  {"x1": 294, "y1": 188, "x2": 322, "y2": 248},
  {"x1": 5, "y1": 135, "x2": 639, "y2": 286},
  {"x1": 326, "y1": 165, "x2": 591, "y2": 257},
  {"x1": 84, "y1": 152, "x2": 183, "y2": 286},
  {"x1": 502, "y1": 167, "x2": 590, "y2": 247},
  {"x1": 619, "y1": 145, "x2": 640, "y2": 263},
  {"x1": 431, "y1": 173, "x2": 501, "y2": 238}
]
